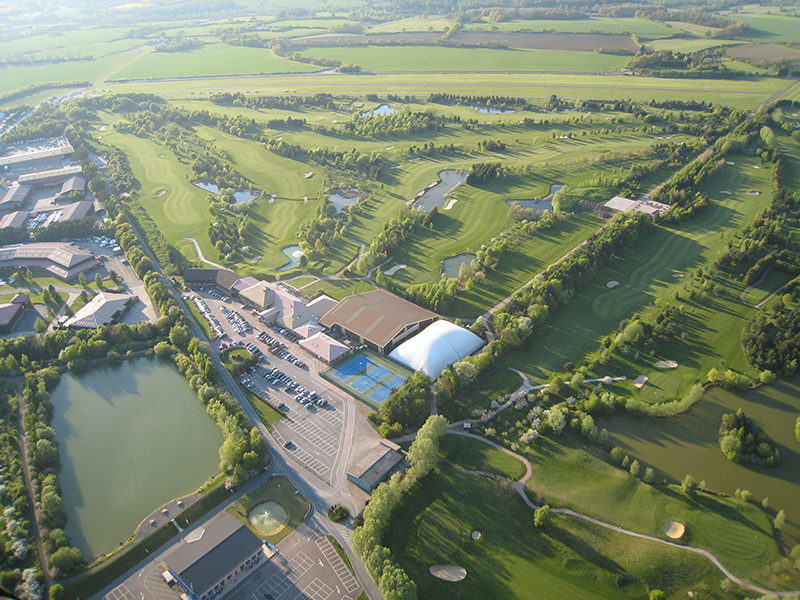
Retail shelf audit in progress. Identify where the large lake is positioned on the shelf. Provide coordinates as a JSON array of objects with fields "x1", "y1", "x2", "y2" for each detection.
[
  {"x1": 600, "y1": 377, "x2": 800, "y2": 546},
  {"x1": 51, "y1": 359, "x2": 223, "y2": 559}
]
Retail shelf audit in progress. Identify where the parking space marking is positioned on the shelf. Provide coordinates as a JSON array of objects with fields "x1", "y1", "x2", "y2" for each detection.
[
  {"x1": 314, "y1": 408, "x2": 343, "y2": 428},
  {"x1": 283, "y1": 419, "x2": 338, "y2": 456},
  {"x1": 272, "y1": 429, "x2": 330, "y2": 479},
  {"x1": 315, "y1": 538, "x2": 360, "y2": 594},
  {"x1": 295, "y1": 579, "x2": 333, "y2": 600},
  {"x1": 255, "y1": 552, "x2": 315, "y2": 598},
  {"x1": 103, "y1": 584, "x2": 136, "y2": 600},
  {"x1": 143, "y1": 566, "x2": 181, "y2": 600}
]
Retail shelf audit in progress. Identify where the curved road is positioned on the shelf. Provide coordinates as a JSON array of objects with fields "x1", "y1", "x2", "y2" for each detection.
[{"x1": 184, "y1": 237, "x2": 225, "y2": 269}]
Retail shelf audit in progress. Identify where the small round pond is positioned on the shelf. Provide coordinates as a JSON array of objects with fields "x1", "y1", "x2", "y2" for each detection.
[
  {"x1": 329, "y1": 189, "x2": 367, "y2": 212},
  {"x1": 442, "y1": 253, "x2": 477, "y2": 279},
  {"x1": 277, "y1": 245, "x2": 303, "y2": 271},
  {"x1": 471, "y1": 105, "x2": 515, "y2": 114},
  {"x1": 248, "y1": 501, "x2": 287, "y2": 535},
  {"x1": 193, "y1": 181, "x2": 260, "y2": 204},
  {"x1": 415, "y1": 170, "x2": 468, "y2": 212}
]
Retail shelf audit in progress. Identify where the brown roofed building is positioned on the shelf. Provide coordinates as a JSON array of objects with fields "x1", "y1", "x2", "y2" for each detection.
[
  {"x1": 319, "y1": 289, "x2": 437, "y2": 354},
  {"x1": 183, "y1": 268, "x2": 240, "y2": 294},
  {"x1": 0, "y1": 242, "x2": 98, "y2": 281}
]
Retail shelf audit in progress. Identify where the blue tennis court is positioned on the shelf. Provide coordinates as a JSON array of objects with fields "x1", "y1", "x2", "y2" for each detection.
[
  {"x1": 368, "y1": 365, "x2": 391, "y2": 381},
  {"x1": 383, "y1": 375, "x2": 405, "y2": 391},
  {"x1": 331, "y1": 356, "x2": 374, "y2": 381},
  {"x1": 351, "y1": 374, "x2": 375, "y2": 392},
  {"x1": 368, "y1": 386, "x2": 393, "y2": 404}
]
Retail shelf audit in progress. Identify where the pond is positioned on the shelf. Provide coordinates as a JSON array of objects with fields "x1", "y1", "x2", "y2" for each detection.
[
  {"x1": 360, "y1": 104, "x2": 396, "y2": 118},
  {"x1": 414, "y1": 170, "x2": 468, "y2": 212},
  {"x1": 193, "y1": 181, "x2": 260, "y2": 204},
  {"x1": 277, "y1": 245, "x2": 303, "y2": 271},
  {"x1": 471, "y1": 105, "x2": 515, "y2": 114},
  {"x1": 442, "y1": 253, "x2": 477, "y2": 279},
  {"x1": 505, "y1": 183, "x2": 562, "y2": 212},
  {"x1": 599, "y1": 377, "x2": 800, "y2": 546},
  {"x1": 328, "y1": 189, "x2": 367, "y2": 213},
  {"x1": 50, "y1": 359, "x2": 223, "y2": 560},
  {"x1": 248, "y1": 501, "x2": 287, "y2": 535}
]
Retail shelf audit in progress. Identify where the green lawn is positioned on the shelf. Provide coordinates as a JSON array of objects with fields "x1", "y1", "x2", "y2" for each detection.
[
  {"x1": 387, "y1": 462, "x2": 721, "y2": 600},
  {"x1": 246, "y1": 390, "x2": 284, "y2": 426},
  {"x1": 522, "y1": 435, "x2": 781, "y2": 581},
  {"x1": 299, "y1": 46, "x2": 629, "y2": 72},
  {"x1": 472, "y1": 17, "x2": 675, "y2": 36},
  {"x1": 227, "y1": 476, "x2": 310, "y2": 544},
  {"x1": 440, "y1": 434, "x2": 527, "y2": 481},
  {"x1": 0, "y1": 54, "x2": 121, "y2": 94}
]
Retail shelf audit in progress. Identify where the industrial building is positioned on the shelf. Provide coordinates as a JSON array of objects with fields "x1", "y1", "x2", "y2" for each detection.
[
  {"x1": 347, "y1": 440, "x2": 407, "y2": 493},
  {"x1": 604, "y1": 195, "x2": 671, "y2": 217},
  {"x1": 0, "y1": 185, "x2": 31, "y2": 213},
  {"x1": 63, "y1": 292, "x2": 138, "y2": 329},
  {"x1": 0, "y1": 211, "x2": 29, "y2": 230},
  {"x1": 0, "y1": 242, "x2": 98, "y2": 281}
]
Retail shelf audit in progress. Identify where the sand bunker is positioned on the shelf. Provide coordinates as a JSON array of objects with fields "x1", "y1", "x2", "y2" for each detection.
[
  {"x1": 720, "y1": 190, "x2": 732, "y2": 195},
  {"x1": 743, "y1": 190, "x2": 760, "y2": 195},
  {"x1": 726, "y1": 161, "x2": 734, "y2": 165},
  {"x1": 158, "y1": 154, "x2": 165, "y2": 157},
  {"x1": 632, "y1": 375, "x2": 648, "y2": 389},
  {"x1": 384, "y1": 145, "x2": 394, "y2": 150},
  {"x1": 471, "y1": 531, "x2": 482, "y2": 540},
  {"x1": 672, "y1": 273, "x2": 683, "y2": 278},
  {"x1": 607, "y1": 280, "x2": 620, "y2": 288},
  {"x1": 303, "y1": 172, "x2": 313, "y2": 178},
  {"x1": 751, "y1": 165, "x2": 760, "y2": 169},
  {"x1": 303, "y1": 196, "x2": 308, "y2": 203},
  {"x1": 385, "y1": 264, "x2": 407, "y2": 276},
  {"x1": 656, "y1": 360, "x2": 678, "y2": 369},
  {"x1": 663, "y1": 521, "x2": 685, "y2": 539},
  {"x1": 444, "y1": 198, "x2": 459, "y2": 210},
  {"x1": 430, "y1": 565, "x2": 467, "y2": 582},
  {"x1": 99, "y1": 125, "x2": 107, "y2": 131},
  {"x1": 155, "y1": 190, "x2": 166, "y2": 197},
  {"x1": 275, "y1": 136, "x2": 283, "y2": 140},
  {"x1": 269, "y1": 194, "x2": 276, "y2": 203}
]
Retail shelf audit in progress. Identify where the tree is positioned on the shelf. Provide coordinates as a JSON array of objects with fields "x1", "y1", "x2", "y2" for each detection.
[
  {"x1": 643, "y1": 467, "x2": 655, "y2": 484},
  {"x1": 78, "y1": 273, "x2": 87, "y2": 287},
  {"x1": 681, "y1": 474, "x2": 698, "y2": 496},
  {"x1": 630, "y1": 459, "x2": 641, "y2": 478},
  {"x1": 34, "y1": 318, "x2": 48, "y2": 333},
  {"x1": 649, "y1": 591, "x2": 665, "y2": 600},
  {"x1": 610, "y1": 447, "x2": 626, "y2": 464},
  {"x1": 50, "y1": 584, "x2": 65, "y2": 600},
  {"x1": 707, "y1": 367, "x2": 720, "y2": 383},
  {"x1": 759, "y1": 370, "x2": 775, "y2": 385},
  {"x1": 774, "y1": 509, "x2": 786, "y2": 530},
  {"x1": 49, "y1": 546, "x2": 83, "y2": 576},
  {"x1": 42, "y1": 491, "x2": 63, "y2": 519},
  {"x1": 534, "y1": 504, "x2": 552, "y2": 529},
  {"x1": 95, "y1": 273, "x2": 103, "y2": 289},
  {"x1": 795, "y1": 417, "x2": 800, "y2": 443}
]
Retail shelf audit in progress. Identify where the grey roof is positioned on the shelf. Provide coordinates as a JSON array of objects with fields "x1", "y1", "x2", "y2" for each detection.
[
  {"x1": 165, "y1": 513, "x2": 261, "y2": 597},
  {"x1": 0, "y1": 211, "x2": 29, "y2": 229},
  {"x1": 184, "y1": 268, "x2": 240, "y2": 292},
  {"x1": 63, "y1": 292, "x2": 136, "y2": 329},
  {"x1": 0, "y1": 185, "x2": 31, "y2": 210},
  {"x1": 59, "y1": 201, "x2": 93, "y2": 221},
  {"x1": 348, "y1": 446, "x2": 405, "y2": 491},
  {"x1": 59, "y1": 175, "x2": 86, "y2": 195},
  {"x1": 0, "y1": 302, "x2": 25, "y2": 327}
]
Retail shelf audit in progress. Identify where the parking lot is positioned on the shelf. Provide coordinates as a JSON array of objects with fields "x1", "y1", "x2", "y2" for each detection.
[
  {"x1": 103, "y1": 525, "x2": 360, "y2": 600},
  {"x1": 189, "y1": 289, "x2": 350, "y2": 483}
]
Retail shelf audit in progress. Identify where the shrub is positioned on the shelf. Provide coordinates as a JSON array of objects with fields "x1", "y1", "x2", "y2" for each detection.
[{"x1": 328, "y1": 504, "x2": 349, "y2": 522}]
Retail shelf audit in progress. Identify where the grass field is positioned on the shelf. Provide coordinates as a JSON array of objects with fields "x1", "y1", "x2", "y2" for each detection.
[
  {"x1": 0, "y1": 54, "x2": 121, "y2": 95},
  {"x1": 735, "y1": 14, "x2": 800, "y2": 44},
  {"x1": 111, "y1": 44, "x2": 320, "y2": 81},
  {"x1": 440, "y1": 434, "x2": 527, "y2": 480},
  {"x1": 299, "y1": 46, "x2": 629, "y2": 72},
  {"x1": 227, "y1": 476, "x2": 310, "y2": 544},
  {"x1": 522, "y1": 435, "x2": 781, "y2": 581},
  {"x1": 387, "y1": 461, "x2": 725, "y2": 600},
  {"x1": 469, "y1": 17, "x2": 675, "y2": 36}
]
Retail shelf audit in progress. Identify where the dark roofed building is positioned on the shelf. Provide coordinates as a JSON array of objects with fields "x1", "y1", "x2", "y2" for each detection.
[
  {"x1": 0, "y1": 210, "x2": 29, "y2": 230},
  {"x1": 56, "y1": 175, "x2": 86, "y2": 202},
  {"x1": 0, "y1": 242, "x2": 98, "y2": 281},
  {"x1": 59, "y1": 200, "x2": 94, "y2": 222},
  {"x1": 0, "y1": 294, "x2": 31, "y2": 334},
  {"x1": 320, "y1": 289, "x2": 437, "y2": 354},
  {"x1": 183, "y1": 268, "x2": 240, "y2": 295},
  {"x1": 0, "y1": 185, "x2": 31, "y2": 213},
  {"x1": 347, "y1": 441, "x2": 407, "y2": 493},
  {"x1": 161, "y1": 513, "x2": 265, "y2": 600}
]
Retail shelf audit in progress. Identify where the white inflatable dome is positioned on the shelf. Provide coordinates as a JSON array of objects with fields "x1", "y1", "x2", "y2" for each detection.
[{"x1": 389, "y1": 320, "x2": 484, "y2": 378}]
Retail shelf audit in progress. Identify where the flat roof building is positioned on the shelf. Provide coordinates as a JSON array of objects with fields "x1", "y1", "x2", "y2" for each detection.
[
  {"x1": 347, "y1": 441, "x2": 407, "y2": 493},
  {"x1": 299, "y1": 332, "x2": 349, "y2": 363},
  {"x1": 320, "y1": 289, "x2": 437, "y2": 355},
  {"x1": 0, "y1": 242, "x2": 98, "y2": 281},
  {"x1": 18, "y1": 165, "x2": 82, "y2": 186},
  {"x1": 0, "y1": 142, "x2": 73, "y2": 169},
  {"x1": 604, "y1": 195, "x2": 670, "y2": 217},
  {"x1": 63, "y1": 291, "x2": 138, "y2": 329},
  {"x1": 161, "y1": 512, "x2": 265, "y2": 600}
]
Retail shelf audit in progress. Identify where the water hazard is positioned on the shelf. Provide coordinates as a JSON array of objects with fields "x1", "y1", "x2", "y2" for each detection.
[
  {"x1": 414, "y1": 170, "x2": 468, "y2": 212},
  {"x1": 277, "y1": 245, "x2": 303, "y2": 271},
  {"x1": 360, "y1": 104, "x2": 396, "y2": 118},
  {"x1": 193, "y1": 181, "x2": 260, "y2": 204},
  {"x1": 442, "y1": 253, "x2": 477, "y2": 279},
  {"x1": 51, "y1": 359, "x2": 223, "y2": 559},
  {"x1": 506, "y1": 183, "x2": 562, "y2": 212},
  {"x1": 600, "y1": 377, "x2": 800, "y2": 546},
  {"x1": 328, "y1": 189, "x2": 366, "y2": 212},
  {"x1": 471, "y1": 105, "x2": 515, "y2": 114}
]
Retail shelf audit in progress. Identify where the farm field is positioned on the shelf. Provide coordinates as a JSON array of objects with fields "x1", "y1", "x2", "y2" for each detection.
[
  {"x1": 0, "y1": 54, "x2": 122, "y2": 95},
  {"x1": 467, "y1": 17, "x2": 676, "y2": 36},
  {"x1": 734, "y1": 14, "x2": 800, "y2": 44}
]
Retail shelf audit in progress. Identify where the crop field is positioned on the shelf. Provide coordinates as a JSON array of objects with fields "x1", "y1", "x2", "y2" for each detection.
[
  {"x1": 451, "y1": 32, "x2": 638, "y2": 52},
  {"x1": 0, "y1": 26, "x2": 136, "y2": 57},
  {"x1": 0, "y1": 54, "x2": 121, "y2": 95},
  {"x1": 735, "y1": 14, "x2": 800, "y2": 44},
  {"x1": 110, "y1": 44, "x2": 320, "y2": 81},
  {"x1": 298, "y1": 46, "x2": 629, "y2": 72},
  {"x1": 647, "y1": 37, "x2": 743, "y2": 53},
  {"x1": 368, "y1": 18, "x2": 455, "y2": 33},
  {"x1": 470, "y1": 17, "x2": 676, "y2": 36}
]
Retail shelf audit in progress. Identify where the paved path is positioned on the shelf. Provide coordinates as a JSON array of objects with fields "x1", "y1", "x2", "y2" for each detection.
[
  {"x1": 740, "y1": 265, "x2": 773, "y2": 305},
  {"x1": 452, "y1": 431, "x2": 800, "y2": 599},
  {"x1": 184, "y1": 237, "x2": 225, "y2": 269},
  {"x1": 756, "y1": 282, "x2": 790, "y2": 309}
]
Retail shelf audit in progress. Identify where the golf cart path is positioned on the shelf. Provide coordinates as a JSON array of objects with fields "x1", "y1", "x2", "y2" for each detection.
[
  {"x1": 184, "y1": 238, "x2": 225, "y2": 269},
  {"x1": 451, "y1": 431, "x2": 799, "y2": 598}
]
